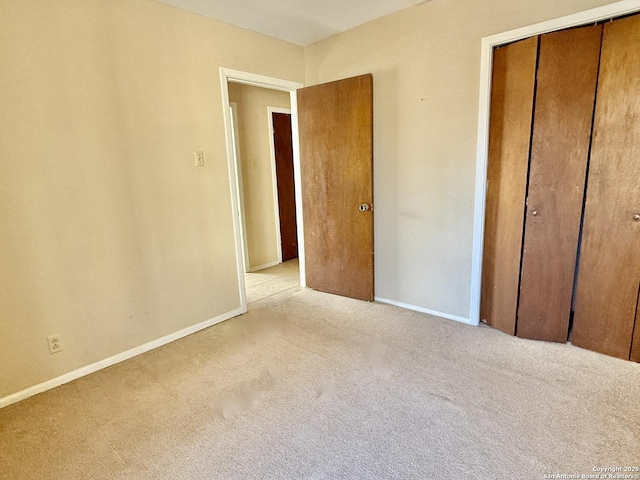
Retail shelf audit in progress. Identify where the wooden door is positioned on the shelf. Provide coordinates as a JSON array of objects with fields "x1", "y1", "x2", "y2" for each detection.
[
  {"x1": 297, "y1": 74, "x2": 374, "y2": 301},
  {"x1": 516, "y1": 25, "x2": 602, "y2": 342},
  {"x1": 481, "y1": 37, "x2": 538, "y2": 334},
  {"x1": 572, "y1": 15, "x2": 640, "y2": 360},
  {"x1": 272, "y1": 112, "x2": 298, "y2": 261},
  {"x1": 631, "y1": 290, "x2": 640, "y2": 362}
]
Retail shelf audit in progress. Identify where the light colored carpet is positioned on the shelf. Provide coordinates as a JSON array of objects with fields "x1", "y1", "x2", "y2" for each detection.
[{"x1": 1, "y1": 288, "x2": 639, "y2": 479}]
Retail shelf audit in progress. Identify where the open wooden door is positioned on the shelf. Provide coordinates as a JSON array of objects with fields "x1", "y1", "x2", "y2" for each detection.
[
  {"x1": 272, "y1": 112, "x2": 298, "y2": 261},
  {"x1": 297, "y1": 74, "x2": 374, "y2": 301}
]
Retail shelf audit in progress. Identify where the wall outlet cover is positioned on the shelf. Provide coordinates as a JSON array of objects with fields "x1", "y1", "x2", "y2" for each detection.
[{"x1": 47, "y1": 335, "x2": 63, "y2": 354}]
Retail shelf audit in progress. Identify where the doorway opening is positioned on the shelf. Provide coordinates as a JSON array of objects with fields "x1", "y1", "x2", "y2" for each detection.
[
  {"x1": 220, "y1": 68, "x2": 305, "y2": 313},
  {"x1": 228, "y1": 87, "x2": 297, "y2": 272}
]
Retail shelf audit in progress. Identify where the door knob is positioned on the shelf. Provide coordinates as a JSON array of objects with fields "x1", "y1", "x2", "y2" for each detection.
[
  {"x1": 634, "y1": 214, "x2": 640, "y2": 221},
  {"x1": 359, "y1": 203, "x2": 371, "y2": 212},
  {"x1": 531, "y1": 210, "x2": 539, "y2": 217}
]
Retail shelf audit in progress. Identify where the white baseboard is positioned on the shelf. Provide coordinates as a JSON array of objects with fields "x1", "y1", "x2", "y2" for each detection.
[
  {"x1": 247, "y1": 260, "x2": 280, "y2": 272},
  {"x1": 374, "y1": 297, "x2": 477, "y2": 326},
  {"x1": 0, "y1": 307, "x2": 245, "y2": 410}
]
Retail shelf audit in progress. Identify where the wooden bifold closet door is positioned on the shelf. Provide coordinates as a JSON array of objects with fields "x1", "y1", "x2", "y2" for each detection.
[
  {"x1": 481, "y1": 25, "x2": 602, "y2": 341},
  {"x1": 482, "y1": 15, "x2": 640, "y2": 361},
  {"x1": 480, "y1": 37, "x2": 538, "y2": 335},
  {"x1": 571, "y1": 14, "x2": 640, "y2": 360},
  {"x1": 516, "y1": 25, "x2": 602, "y2": 342}
]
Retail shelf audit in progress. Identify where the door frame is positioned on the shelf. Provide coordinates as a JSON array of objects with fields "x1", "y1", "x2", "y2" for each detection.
[
  {"x1": 228, "y1": 101, "x2": 251, "y2": 273},
  {"x1": 220, "y1": 68, "x2": 305, "y2": 312},
  {"x1": 471, "y1": 0, "x2": 640, "y2": 326},
  {"x1": 267, "y1": 106, "x2": 293, "y2": 265}
]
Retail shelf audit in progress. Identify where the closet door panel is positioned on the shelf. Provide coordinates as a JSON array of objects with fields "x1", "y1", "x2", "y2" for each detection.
[
  {"x1": 572, "y1": 15, "x2": 640, "y2": 360},
  {"x1": 516, "y1": 25, "x2": 602, "y2": 342},
  {"x1": 481, "y1": 37, "x2": 538, "y2": 335},
  {"x1": 631, "y1": 290, "x2": 640, "y2": 363}
]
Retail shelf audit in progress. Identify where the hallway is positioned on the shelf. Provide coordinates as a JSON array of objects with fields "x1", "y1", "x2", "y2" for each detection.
[{"x1": 244, "y1": 259, "x2": 301, "y2": 309}]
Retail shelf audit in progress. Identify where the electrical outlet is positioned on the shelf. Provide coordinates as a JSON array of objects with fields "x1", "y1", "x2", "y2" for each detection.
[
  {"x1": 194, "y1": 151, "x2": 205, "y2": 167},
  {"x1": 47, "y1": 334, "x2": 63, "y2": 354}
]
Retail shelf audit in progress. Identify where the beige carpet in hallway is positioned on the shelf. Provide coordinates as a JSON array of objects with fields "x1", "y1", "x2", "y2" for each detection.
[{"x1": 1, "y1": 289, "x2": 639, "y2": 479}]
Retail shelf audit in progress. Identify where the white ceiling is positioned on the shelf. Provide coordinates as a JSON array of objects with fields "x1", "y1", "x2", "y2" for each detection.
[{"x1": 155, "y1": 0, "x2": 427, "y2": 46}]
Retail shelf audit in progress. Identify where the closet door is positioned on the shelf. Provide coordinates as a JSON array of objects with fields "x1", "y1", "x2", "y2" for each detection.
[
  {"x1": 516, "y1": 25, "x2": 602, "y2": 342},
  {"x1": 572, "y1": 15, "x2": 640, "y2": 360},
  {"x1": 632, "y1": 292, "x2": 640, "y2": 362},
  {"x1": 481, "y1": 37, "x2": 538, "y2": 335}
]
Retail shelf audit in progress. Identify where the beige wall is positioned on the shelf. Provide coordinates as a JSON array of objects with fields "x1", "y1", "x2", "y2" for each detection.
[
  {"x1": 228, "y1": 84, "x2": 291, "y2": 270},
  {"x1": 0, "y1": 0, "x2": 303, "y2": 399},
  {"x1": 0, "y1": 0, "x2": 619, "y2": 402},
  {"x1": 304, "y1": 0, "x2": 615, "y2": 318}
]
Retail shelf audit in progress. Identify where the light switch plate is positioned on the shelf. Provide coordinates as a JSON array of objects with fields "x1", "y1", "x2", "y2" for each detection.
[{"x1": 195, "y1": 151, "x2": 205, "y2": 167}]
